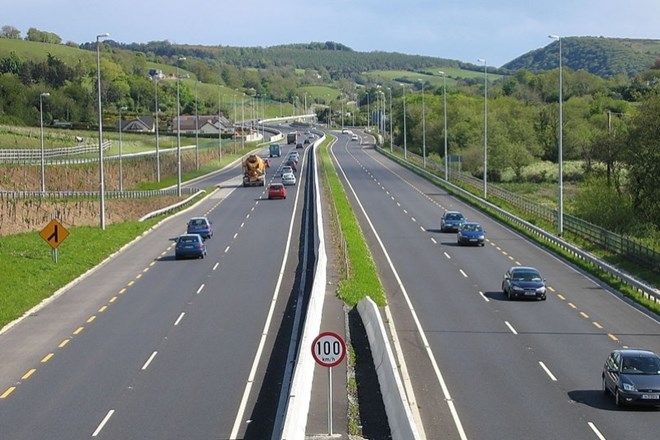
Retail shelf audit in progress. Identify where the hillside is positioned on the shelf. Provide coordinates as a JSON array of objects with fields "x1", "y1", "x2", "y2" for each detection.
[{"x1": 503, "y1": 36, "x2": 660, "y2": 77}]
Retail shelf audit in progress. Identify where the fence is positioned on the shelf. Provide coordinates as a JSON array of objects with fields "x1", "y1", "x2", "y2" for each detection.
[
  {"x1": 0, "y1": 141, "x2": 112, "y2": 164},
  {"x1": 0, "y1": 187, "x2": 199, "y2": 200}
]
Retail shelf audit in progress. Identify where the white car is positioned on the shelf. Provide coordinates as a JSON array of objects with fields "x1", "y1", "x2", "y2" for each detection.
[
  {"x1": 281, "y1": 165, "x2": 293, "y2": 176},
  {"x1": 351, "y1": 134, "x2": 359, "y2": 141},
  {"x1": 282, "y1": 172, "x2": 296, "y2": 186}
]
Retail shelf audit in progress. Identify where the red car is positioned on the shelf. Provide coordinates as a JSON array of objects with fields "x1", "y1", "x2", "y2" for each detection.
[{"x1": 268, "y1": 183, "x2": 287, "y2": 199}]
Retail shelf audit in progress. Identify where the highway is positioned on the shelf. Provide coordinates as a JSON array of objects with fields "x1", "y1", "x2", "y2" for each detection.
[
  {"x1": 329, "y1": 133, "x2": 660, "y2": 440},
  {"x1": 0, "y1": 142, "x2": 312, "y2": 439}
]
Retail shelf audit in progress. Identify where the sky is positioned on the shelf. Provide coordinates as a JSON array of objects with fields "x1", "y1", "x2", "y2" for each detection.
[{"x1": 4, "y1": 0, "x2": 660, "y2": 67}]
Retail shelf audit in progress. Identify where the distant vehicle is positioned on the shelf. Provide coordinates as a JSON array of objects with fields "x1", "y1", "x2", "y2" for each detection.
[
  {"x1": 341, "y1": 128, "x2": 350, "y2": 134},
  {"x1": 268, "y1": 183, "x2": 287, "y2": 199},
  {"x1": 242, "y1": 154, "x2": 267, "y2": 187},
  {"x1": 284, "y1": 160, "x2": 297, "y2": 172},
  {"x1": 296, "y1": 142, "x2": 303, "y2": 149},
  {"x1": 282, "y1": 172, "x2": 296, "y2": 186},
  {"x1": 269, "y1": 144, "x2": 281, "y2": 157},
  {"x1": 287, "y1": 132, "x2": 297, "y2": 144},
  {"x1": 457, "y1": 222, "x2": 485, "y2": 246},
  {"x1": 281, "y1": 165, "x2": 294, "y2": 176},
  {"x1": 175, "y1": 234, "x2": 207, "y2": 260},
  {"x1": 440, "y1": 211, "x2": 466, "y2": 232},
  {"x1": 351, "y1": 134, "x2": 359, "y2": 141},
  {"x1": 186, "y1": 216, "x2": 213, "y2": 240},
  {"x1": 304, "y1": 138, "x2": 311, "y2": 145},
  {"x1": 287, "y1": 153, "x2": 299, "y2": 163},
  {"x1": 602, "y1": 348, "x2": 660, "y2": 408},
  {"x1": 501, "y1": 266, "x2": 547, "y2": 301}
]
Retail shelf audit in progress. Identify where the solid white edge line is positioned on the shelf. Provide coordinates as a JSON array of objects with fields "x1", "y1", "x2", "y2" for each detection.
[
  {"x1": 196, "y1": 284, "x2": 205, "y2": 294},
  {"x1": 141, "y1": 351, "x2": 157, "y2": 370},
  {"x1": 504, "y1": 321, "x2": 518, "y2": 335},
  {"x1": 538, "y1": 361, "x2": 558, "y2": 381},
  {"x1": 92, "y1": 409, "x2": 115, "y2": 437},
  {"x1": 333, "y1": 145, "x2": 472, "y2": 440},
  {"x1": 588, "y1": 422, "x2": 607, "y2": 440},
  {"x1": 174, "y1": 312, "x2": 185, "y2": 326},
  {"x1": 229, "y1": 149, "x2": 306, "y2": 440}
]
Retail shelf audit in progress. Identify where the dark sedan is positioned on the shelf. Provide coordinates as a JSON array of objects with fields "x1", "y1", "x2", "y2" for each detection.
[
  {"x1": 440, "y1": 211, "x2": 466, "y2": 232},
  {"x1": 501, "y1": 266, "x2": 547, "y2": 300},
  {"x1": 603, "y1": 349, "x2": 660, "y2": 408},
  {"x1": 175, "y1": 234, "x2": 207, "y2": 260},
  {"x1": 457, "y1": 222, "x2": 485, "y2": 246}
]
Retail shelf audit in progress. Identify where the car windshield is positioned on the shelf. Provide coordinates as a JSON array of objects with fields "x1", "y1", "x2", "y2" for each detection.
[
  {"x1": 512, "y1": 270, "x2": 542, "y2": 281},
  {"x1": 622, "y1": 356, "x2": 660, "y2": 375},
  {"x1": 446, "y1": 213, "x2": 464, "y2": 221},
  {"x1": 462, "y1": 224, "x2": 481, "y2": 232},
  {"x1": 179, "y1": 236, "x2": 197, "y2": 243}
]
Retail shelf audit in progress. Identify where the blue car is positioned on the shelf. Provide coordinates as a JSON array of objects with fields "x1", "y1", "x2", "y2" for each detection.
[
  {"x1": 457, "y1": 222, "x2": 485, "y2": 246},
  {"x1": 440, "y1": 211, "x2": 466, "y2": 232},
  {"x1": 186, "y1": 216, "x2": 213, "y2": 239},
  {"x1": 501, "y1": 266, "x2": 547, "y2": 301},
  {"x1": 175, "y1": 234, "x2": 207, "y2": 260}
]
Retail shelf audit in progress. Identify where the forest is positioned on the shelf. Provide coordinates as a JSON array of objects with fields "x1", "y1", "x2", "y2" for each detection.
[{"x1": 0, "y1": 27, "x2": 659, "y2": 245}]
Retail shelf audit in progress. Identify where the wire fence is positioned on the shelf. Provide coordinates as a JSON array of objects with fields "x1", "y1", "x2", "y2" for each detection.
[{"x1": 0, "y1": 187, "x2": 199, "y2": 200}]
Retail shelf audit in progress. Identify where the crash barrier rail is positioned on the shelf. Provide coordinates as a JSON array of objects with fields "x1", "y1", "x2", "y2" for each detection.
[
  {"x1": 0, "y1": 141, "x2": 112, "y2": 164},
  {"x1": 357, "y1": 298, "x2": 422, "y2": 440},
  {"x1": 378, "y1": 146, "x2": 660, "y2": 306},
  {"x1": 0, "y1": 187, "x2": 199, "y2": 201}
]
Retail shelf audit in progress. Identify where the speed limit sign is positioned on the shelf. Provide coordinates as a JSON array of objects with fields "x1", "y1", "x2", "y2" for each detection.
[{"x1": 311, "y1": 331, "x2": 346, "y2": 368}]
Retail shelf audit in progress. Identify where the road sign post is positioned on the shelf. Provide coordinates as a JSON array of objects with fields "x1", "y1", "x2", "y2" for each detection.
[
  {"x1": 39, "y1": 218, "x2": 69, "y2": 262},
  {"x1": 311, "y1": 331, "x2": 346, "y2": 436}
]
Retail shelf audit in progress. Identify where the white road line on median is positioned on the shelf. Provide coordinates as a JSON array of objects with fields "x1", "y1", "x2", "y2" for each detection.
[
  {"x1": 141, "y1": 351, "x2": 157, "y2": 370},
  {"x1": 196, "y1": 284, "x2": 205, "y2": 294},
  {"x1": 588, "y1": 422, "x2": 607, "y2": 440},
  {"x1": 233, "y1": 233, "x2": 238, "y2": 239},
  {"x1": 478, "y1": 291, "x2": 489, "y2": 302},
  {"x1": 213, "y1": 262, "x2": 220, "y2": 271},
  {"x1": 174, "y1": 313, "x2": 185, "y2": 326},
  {"x1": 505, "y1": 321, "x2": 518, "y2": 335},
  {"x1": 538, "y1": 361, "x2": 557, "y2": 381},
  {"x1": 224, "y1": 246, "x2": 230, "y2": 253},
  {"x1": 431, "y1": 238, "x2": 437, "y2": 244},
  {"x1": 444, "y1": 252, "x2": 451, "y2": 259},
  {"x1": 459, "y1": 269, "x2": 468, "y2": 278},
  {"x1": 92, "y1": 410, "x2": 115, "y2": 437}
]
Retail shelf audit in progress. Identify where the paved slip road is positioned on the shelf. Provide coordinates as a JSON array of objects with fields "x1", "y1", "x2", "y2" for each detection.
[
  {"x1": 0, "y1": 144, "x2": 313, "y2": 439},
  {"x1": 330, "y1": 134, "x2": 660, "y2": 440}
]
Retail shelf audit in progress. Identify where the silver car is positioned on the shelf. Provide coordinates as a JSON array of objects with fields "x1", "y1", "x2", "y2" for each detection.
[{"x1": 282, "y1": 172, "x2": 296, "y2": 186}]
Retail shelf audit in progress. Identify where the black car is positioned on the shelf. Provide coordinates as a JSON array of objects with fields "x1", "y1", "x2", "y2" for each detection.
[
  {"x1": 501, "y1": 266, "x2": 547, "y2": 300},
  {"x1": 440, "y1": 211, "x2": 466, "y2": 232},
  {"x1": 296, "y1": 142, "x2": 303, "y2": 149},
  {"x1": 602, "y1": 349, "x2": 660, "y2": 407}
]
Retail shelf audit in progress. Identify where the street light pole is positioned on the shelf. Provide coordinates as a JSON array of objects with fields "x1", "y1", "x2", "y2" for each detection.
[
  {"x1": 478, "y1": 58, "x2": 488, "y2": 198},
  {"x1": 96, "y1": 32, "x2": 109, "y2": 230},
  {"x1": 195, "y1": 80, "x2": 199, "y2": 171},
  {"x1": 118, "y1": 105, "x2": 127, "y2": 192},
  {"x1": 176, "y1": 56, "x2": 186, "y2": 197},
  {"x1": 402, "y1": 84, "x2": 408, "y2": 159},
  {"x1": 154, "y1": 79, "x2": 161, "y2": 182},
  {"x1": 549, "y1": 34, "x2": 564, "y2": 236},
  {"x1": 388, "y1": 87, "x2": 392, "y2": 152},
  {"x1": 39, "y1": 92, "x2": 50, "y2": 194},
  {"x1": 218, "y1": 84, "x2": 222, "y2": 161},
  {"x1": 420, "y1": 80, "x2": 427, "y2": 168},
  {"x1": 439, "y1": 71, "x2": 448, "y2": 180}
]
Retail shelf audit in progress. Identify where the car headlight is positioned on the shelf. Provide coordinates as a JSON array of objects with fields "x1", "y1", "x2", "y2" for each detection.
[
  {"x1": 478, "y1": 235, "x2": 485, "y2": 239},
  {"x1": 512, "y1": 286, "x2": 524, "y2": 292},
  {"x1": 622, "y1": 382, "x2": 637, "y2": 392},
  {"x1": 536, "y1": 286, "x2": 546, "y2": 294}
]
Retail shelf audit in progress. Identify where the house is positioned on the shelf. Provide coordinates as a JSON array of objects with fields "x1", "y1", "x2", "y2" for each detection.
[
  {"x1": 121, "y1": 116, "x2": 156, "y2": 133},
  {"x1": 172, "y1": 115, "x2": 232, "y2": 134}
]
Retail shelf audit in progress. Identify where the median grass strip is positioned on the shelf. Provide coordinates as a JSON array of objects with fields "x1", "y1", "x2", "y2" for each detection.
[{"x1": 318, "y1": 137, "x2": 386, "y2": 307}]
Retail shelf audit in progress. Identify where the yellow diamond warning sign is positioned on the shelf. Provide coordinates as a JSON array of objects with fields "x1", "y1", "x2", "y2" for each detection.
[{"x1": 40, "y1": 219, "x2": 69, "y2": 249}]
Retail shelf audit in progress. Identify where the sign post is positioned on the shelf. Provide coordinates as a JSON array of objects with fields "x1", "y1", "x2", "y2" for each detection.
[
  {"x1": 311, "y1": 331, "x2": 346, "y2": 436},
  {"x1": 39, "y1": 218, "x2": 69, "y2": 263}
]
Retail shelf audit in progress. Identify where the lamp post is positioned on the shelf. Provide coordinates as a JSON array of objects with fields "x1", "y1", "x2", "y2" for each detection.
[
  {"x1": 176, "y1": 56, "x2": 186, "y2": 197},
  {"x1": 154, "y1": 79, "x2": 161, "y2": 182},
  {"x1": 419, "y1": 80, "x2": 427, "y2": 168},
  {"x1": 388, "y1": 87, "x2": 392, "y2": 152},
  {"x1": 218, "y1": 84, "x2": 222, "y2": 161},
  {"x1": 478, "y1": 58, "x2": 488, "y2": 198},
  {"x1": 401, "y1": 84, "x2": 408, "y2": 159},
  {"x1": 195, "y1": 80, "x2": 199, "y2": 171},
  {"x1": 118, "y1": 105, "x2": 127, "y2": 192},
  {"x1": 39, "y1": 92, "x2": 50, "y2": 194},
  {"x1": 96, "y1": 32, "x2": 109, "y2": 230},
  {"x1": 549, "y1": 34, "x2": 564, "y2": 236},
  {"x1": 439, "y1": 71, "x2": 448, "y2": 180}
]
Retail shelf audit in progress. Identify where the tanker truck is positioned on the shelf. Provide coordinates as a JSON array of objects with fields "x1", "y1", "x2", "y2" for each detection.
[{"x1": 242, "y1": 154, "x2": 267, "y2": 187}]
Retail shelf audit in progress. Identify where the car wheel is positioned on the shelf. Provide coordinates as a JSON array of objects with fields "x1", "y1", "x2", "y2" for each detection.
[
  {"x1": 175, "y1": 254, "x2": 180, "y2": 260},
  {"x1": 615, "y1": 389, "x2": 625, "y2": 407},
  {"x1": 602, "y1": 376, "x2": 610, "y2": 395},
  {"x1": 506, "y1": 288, "x2": 513, "y2": 301}
]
